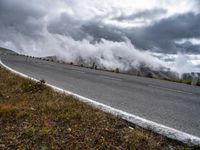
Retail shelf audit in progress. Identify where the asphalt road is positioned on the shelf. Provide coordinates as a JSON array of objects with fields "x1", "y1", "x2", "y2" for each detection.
[{"x1": 1, "y1": 52, "x2": 200, "y2": 137}]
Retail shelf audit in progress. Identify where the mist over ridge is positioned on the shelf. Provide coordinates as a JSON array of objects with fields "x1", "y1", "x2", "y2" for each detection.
[{"x1": 0, "y1": 0, "x2": 200, "y2": 75}]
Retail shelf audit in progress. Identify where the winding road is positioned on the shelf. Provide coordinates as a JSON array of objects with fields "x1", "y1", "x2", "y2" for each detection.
[{"x1": 0, "y1": 48, "x2": 200, "y2": 145}]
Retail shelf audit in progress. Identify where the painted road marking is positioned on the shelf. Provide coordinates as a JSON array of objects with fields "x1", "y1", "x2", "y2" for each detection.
[
  {"x1": 100, "y1": 75, "x2": 122, "y2": 81},
  {"x1": 148, "y1": 85, "x2": 193, "y2": 95},
  {"x1": 71, "y1": 70, "x2": 85, "y2": 74}
]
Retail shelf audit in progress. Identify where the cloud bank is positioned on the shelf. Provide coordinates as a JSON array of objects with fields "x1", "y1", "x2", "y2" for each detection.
[{"x1": 0, "y1": 0, "x2": 200, "y2": 73}]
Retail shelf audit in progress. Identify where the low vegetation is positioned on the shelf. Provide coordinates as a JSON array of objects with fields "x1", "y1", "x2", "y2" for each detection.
[{"x1": 0, "y1": 66, "x2": 196, "y2": 149}]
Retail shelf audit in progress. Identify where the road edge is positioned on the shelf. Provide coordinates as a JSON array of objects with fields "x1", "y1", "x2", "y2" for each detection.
[{"x1": 0, "y1": 59, "x2": 200, "y2": 146}]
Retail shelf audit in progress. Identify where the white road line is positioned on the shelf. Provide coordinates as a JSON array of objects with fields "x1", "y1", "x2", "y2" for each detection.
[
  {"x1": 71, "y1": 70, "x2": 85, "y2": 74},
  {"x1": 100, "y1": 75, "x2": 122, "y2": 81},
  {"x1": 148, "y1": 85, "x2": 193, "y2": 95},
  {"x1": 0, "y1": 59, "x2": 200, "y2": 146}
]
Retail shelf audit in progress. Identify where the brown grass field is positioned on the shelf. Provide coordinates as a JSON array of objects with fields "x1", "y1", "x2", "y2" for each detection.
[{"x1": 0, "y1": 66, "x2": 196, "y2": 150}]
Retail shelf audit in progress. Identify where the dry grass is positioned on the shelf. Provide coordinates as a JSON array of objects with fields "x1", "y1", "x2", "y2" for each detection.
[
  {"x1": 0, "y1": 66, "x2": 197, "y2": 150},
  {"x1": 180, "y1": 80, "x2": 192, "y2": 85}
]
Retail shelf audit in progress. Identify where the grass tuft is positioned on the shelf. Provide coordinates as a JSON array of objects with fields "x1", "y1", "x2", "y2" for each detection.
[
  {"x1": 20, "y1": 80, "x2": 45, "y2": 93},
  {"x1": 0, "y1": 104, "x2": 16, "y2": 117}
]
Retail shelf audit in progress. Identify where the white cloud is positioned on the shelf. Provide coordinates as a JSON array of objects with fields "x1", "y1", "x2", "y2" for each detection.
[
  {"x1": 176, "y1": 38, "x2": 200, "y2": 45},
  {"x1": 152, "y1": 53, "x2": 200, "y2": 73},
  {"x1": 172, "y1": 53, "x2": 200, "y2": 74},
  {"x1": 0, "y1": 0, "x2": 199, "y2": 74},
  {"x1": 60, "y1": 0, "x2": 199, "y2": 27},
  {"x1": 0, "y1": 31, "x2": 165, "y2": 71}
]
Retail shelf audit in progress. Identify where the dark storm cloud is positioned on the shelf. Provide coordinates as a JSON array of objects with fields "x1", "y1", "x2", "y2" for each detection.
[
  {"x1": 175, "y1": 42, "x2": 200, "y2": 54},
  {"x1": 83, "y1": 12, "x2": 200, "y2": 54},
  {"x1": 0, "y1": 0, "x2": 45, "y2": 21},
  {"x1": 47, "y1": 13, "x2": 87, "y2": 40},
  {"x1": 114, "y1": 8, "x2": 167, "y2": 21},
  {"x1": 143, "y1": 13, "x2": 200, "y2": 40},
  {"x1": 0, "y1": 0, "x2": 199, "y2": 73},
  {"x1": 0, "y1": 0, "x2": 199, "y2": 54},
  {"x1": 0, "y1": 0, "x2": 45, "y2": 39},
  {"x1": 82, "y1": 22, "x2": 124, "y2": 42},
  {"x1": 134, "y1": 12, "x2": 200, "y2": 53}
]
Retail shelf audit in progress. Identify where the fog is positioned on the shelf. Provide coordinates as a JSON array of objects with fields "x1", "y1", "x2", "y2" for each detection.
[{"x1": 0, "y1": 0, "x2": 200, "y2": 74}]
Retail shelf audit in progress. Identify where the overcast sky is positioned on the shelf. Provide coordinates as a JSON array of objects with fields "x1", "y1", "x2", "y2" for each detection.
[{"x1": 0, "y1": 0, "x2": 200, "y2": 73}]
